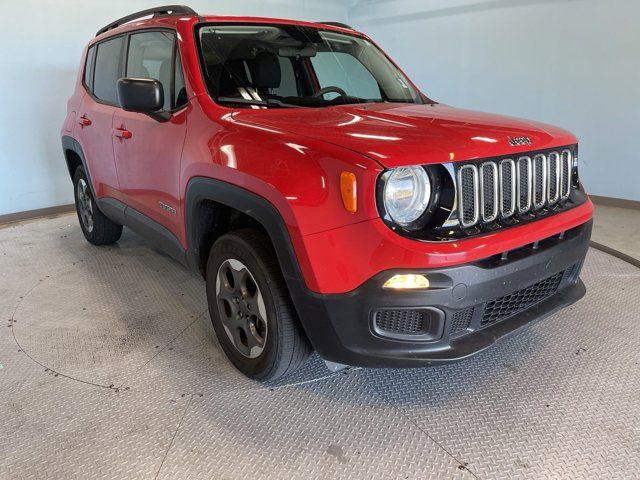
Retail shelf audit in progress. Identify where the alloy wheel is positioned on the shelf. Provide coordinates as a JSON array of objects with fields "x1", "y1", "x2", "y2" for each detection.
[
  {"x1": 215, "y1": 259, "x2": 268, "y2": 358},
  {"x1": 77, "y1": 178, "x2": 94, "y2": 233}
]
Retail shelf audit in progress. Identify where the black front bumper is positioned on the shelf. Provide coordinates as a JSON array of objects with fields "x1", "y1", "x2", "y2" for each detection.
[{"x1": 293, "y1": 220, "x2": 592, "y2": 368}]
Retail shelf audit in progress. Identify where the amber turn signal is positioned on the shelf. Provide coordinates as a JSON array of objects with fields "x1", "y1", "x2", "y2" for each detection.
[{"x1": 340, "y1": 171, "x2": 357, "y2": 213}]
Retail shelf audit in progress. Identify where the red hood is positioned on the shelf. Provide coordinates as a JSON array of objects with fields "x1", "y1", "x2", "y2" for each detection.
[{"x1": 232, "y1": 103, "x2": 577, "y2": 168}]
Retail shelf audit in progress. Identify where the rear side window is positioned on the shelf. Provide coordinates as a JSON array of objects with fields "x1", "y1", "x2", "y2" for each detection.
[
  {"x1": 126, "y1": 31, "x2": 175, "y2": 110},
  {"x1": 84, "y1": 46, "x2": 96, "y2": 91},
  {"x1": 93, "y1": 36, "x2": 124, "y2": 104}
]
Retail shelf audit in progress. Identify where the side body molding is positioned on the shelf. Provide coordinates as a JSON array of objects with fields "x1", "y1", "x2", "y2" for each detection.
[{"x1": 98, "y1": 198, "x2": 188, "y2": 266}]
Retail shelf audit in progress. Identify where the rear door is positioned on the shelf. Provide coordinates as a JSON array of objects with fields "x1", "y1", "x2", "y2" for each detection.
[
  {"x1": 112, "y1": 30, "x2": 188, "y2": 235},
  {"x1": 75, "y1": 36, "x2": 124, "y2": 199}
]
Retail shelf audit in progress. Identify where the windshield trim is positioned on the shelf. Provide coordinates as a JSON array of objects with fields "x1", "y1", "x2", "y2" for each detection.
[{"x1": 193, "y1": 22, "x2": 433, "y2": 110}]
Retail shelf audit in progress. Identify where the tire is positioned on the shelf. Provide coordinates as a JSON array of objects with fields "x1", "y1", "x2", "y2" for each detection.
[
  {"x1": 206, "y1": 228, "x2": 312, "y2": 381},
  {"x1": 73, "y1": 167, "x2": 122, "y2": 245}
]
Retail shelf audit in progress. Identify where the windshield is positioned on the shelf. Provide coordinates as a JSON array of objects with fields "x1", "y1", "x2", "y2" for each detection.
[{"x1": 196, "y1": 24, "x2": 431, "y2": 108}]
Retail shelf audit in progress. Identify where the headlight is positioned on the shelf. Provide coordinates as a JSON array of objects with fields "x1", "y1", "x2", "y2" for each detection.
[{"x1": 382, "y1": 166, "x2": 431, "y2": 227}]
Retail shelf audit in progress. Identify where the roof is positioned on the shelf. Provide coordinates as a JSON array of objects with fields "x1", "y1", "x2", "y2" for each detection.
[{"x1": 95, "y1": 5, "x2": 357, "y2": 40}]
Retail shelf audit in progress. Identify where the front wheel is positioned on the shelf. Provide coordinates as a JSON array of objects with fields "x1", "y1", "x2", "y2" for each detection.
[{"x1": 206, "y1": 229, "x2": 312, "y2": 381}]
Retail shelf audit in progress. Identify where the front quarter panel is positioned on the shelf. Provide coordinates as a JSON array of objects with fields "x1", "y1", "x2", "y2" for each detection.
[
  {"x1": 179, "y1": 99, "x2": 384, "y2": 239},
  {"x1": 178, "y1": 98, "x2": 384, "y2": 292}
]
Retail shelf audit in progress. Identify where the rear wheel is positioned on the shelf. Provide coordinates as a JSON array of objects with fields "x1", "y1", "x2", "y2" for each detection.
[
  {"x1": 206, "y1": 229, "x2": 312, "y2": 381},
  {"x1": 73, "y1": 167, "x2": 122, "y2": 245}
]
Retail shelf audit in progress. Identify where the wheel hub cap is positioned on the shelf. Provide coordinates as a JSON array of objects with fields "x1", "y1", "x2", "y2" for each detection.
[{"x1": 215, "y1": 259, "x2": 268, "y2": 358}]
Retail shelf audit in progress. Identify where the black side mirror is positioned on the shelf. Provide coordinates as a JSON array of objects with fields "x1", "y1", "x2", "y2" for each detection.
[{"x1": 117, "y1": 78, "x2": 163, "y2": 113}]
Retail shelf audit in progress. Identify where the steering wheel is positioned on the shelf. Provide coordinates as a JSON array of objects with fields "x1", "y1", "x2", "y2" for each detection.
[{"x1": 312, "y1": 86, "x2": 348, "y2": 99}]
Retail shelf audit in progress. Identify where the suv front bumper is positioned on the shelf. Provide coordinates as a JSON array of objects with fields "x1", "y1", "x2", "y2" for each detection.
[{"x1": 294, "y1": 220, "x2": 592, "y2": 368}]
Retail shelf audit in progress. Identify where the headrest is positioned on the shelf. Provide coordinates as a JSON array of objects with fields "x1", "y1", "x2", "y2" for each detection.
[
  {"x1": 159, "y1": 59, "x2": 171, "y2": 84},
  {"x1": 249, "y1": 52, "x2": 281, "y2": 89}
]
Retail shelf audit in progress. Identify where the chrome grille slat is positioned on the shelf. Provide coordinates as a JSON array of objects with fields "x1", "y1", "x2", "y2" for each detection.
[
  {"x1": 456, "y1": 148, "x2": 574, "y2": 228},
  {"x1": 457, "y1": 165, "x2": 479, "y2": 227},
  {"x1": 532, "y1": 154, "x2": 547, "y2": 209},
  {"x1": 560, "y1": 149, "x2": 572, "y2": 199},
  {"x1": 547, "y1": 152, "x2": 561, "y2": 204},
  {"x1": 517, "y1": 156, "x2": 533, "y2": 213},
  {"x1": 479, "y1": 162, "x2": 499, "y2": 222},
  {"x1": 499, "y1": 159, "x2": 516, "y2": 217}
]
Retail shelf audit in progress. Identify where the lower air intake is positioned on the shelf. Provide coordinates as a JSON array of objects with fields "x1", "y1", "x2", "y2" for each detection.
[
  {"x1": 481, "y1": 270, "x2": 565, "y2": 326},
  {"x1": 374, "y1": 309, "x2": 426, "y2": 336},
  {"x1": 450, "y1": 308, "x2": 474, "y2": 334}
]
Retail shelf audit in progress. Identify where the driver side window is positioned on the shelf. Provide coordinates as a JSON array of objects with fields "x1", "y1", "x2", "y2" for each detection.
[
  {"x1": 310, "y1": 52, "x2": 381, "y2": 100},
  {"x1": 126, "y1": 31, "x2": 175, "y2": 111}
]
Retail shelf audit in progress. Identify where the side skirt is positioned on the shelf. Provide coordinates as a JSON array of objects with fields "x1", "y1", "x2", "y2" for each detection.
[{"x1": 97, "y1": 198, "x2": 188, "y2": 267}]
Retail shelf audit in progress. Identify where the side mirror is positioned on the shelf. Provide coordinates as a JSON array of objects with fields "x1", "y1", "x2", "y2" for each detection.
[{"x1": 117, "y1": 78, "x2": 163, "y2": 113}]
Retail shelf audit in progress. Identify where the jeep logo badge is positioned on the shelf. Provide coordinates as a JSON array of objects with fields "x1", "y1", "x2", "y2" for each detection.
[{"x1": 508, "y1": 136, "x2": 533, "y2": 147}]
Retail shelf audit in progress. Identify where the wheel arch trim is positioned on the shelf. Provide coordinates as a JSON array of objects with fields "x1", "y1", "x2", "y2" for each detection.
[
  {"x1": 184, "y1": 177, "x2": 308, "y2": 287},
  {"x1": 61, "y1": 135, "x2": 97, "y2": 199}
]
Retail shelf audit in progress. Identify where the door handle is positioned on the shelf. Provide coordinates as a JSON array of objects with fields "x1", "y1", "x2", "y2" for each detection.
[
  {"x1": 112, "y1": 127, "x2": 132, "y2": 140},
  {"x1": 78, "y1": 116, "x2": 92, "y2": 127}
]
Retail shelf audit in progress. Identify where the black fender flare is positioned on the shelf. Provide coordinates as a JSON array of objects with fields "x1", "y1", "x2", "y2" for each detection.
[
  {"x1": 184, "y1": 177, "x2": 304, "y2": 284},
  {"x1": 61, "y1": 135, "x2": 97, "y2": 199},
  {"x1": 184, "y1": 177, "x2": 342, "y2": 353}
]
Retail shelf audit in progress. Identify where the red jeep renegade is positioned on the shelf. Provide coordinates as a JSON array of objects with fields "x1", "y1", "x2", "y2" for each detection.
[{"x1": 61, "y1": 6, "x2": 593, "y2": 380}]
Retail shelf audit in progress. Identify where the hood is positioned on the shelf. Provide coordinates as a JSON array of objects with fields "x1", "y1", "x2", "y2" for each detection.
[{"x1": 232, "y1": 103, "x2": 577, "y2": 168}]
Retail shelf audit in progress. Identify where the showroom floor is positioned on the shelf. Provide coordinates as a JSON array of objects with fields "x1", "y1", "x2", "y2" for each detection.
[{"x1": 0, "y1": 208, "x2": 638, "y2": 479}]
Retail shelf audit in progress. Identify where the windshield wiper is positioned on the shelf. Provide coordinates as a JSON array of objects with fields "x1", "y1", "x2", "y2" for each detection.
[{"x1": 216, "y1": 97, "x2": 305, "y2": 108}]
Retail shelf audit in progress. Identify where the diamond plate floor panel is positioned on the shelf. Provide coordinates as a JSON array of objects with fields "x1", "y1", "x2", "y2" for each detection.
[
  {"x1": 0, "y1": 214, "x2": 639, "y2": 479},
  {"x1": 0, "y1": 378, "x2": 189, "y2": 480},
  {"x1": 156, "y1": 373, "x2": 472, "y2": 480}
]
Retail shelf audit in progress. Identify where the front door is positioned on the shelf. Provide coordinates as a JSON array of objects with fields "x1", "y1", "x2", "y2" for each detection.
[{"x1": 112, "y1": 30, "x2": 188, "y2": 236}]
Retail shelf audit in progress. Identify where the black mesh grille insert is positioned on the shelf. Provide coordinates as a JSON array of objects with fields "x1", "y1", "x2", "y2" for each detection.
[
  {"x1": 460, "y1": 167, "x2": 476, "y2": 225},
  {"x1": 561, "y1": 151, "x2": 571, "y2": 198},
  {"x1": 481, "y1": 270, "x2": 564, "y2": 326},
  {"x1": 481, "y1": 164, "x2": 496, "y2": 220},
  {"x1": 534, "y1": 155, "x2": 545, "y2": 206},
  {"x1": 501, "y1": 162, "x2": 514, "y2": 215},
  {"x1": 548, "y1": 153, "x2": 559, "y2": 202},
  {"x1": 374, "y1": 310, "x2": 426, "y2": 336},
  {"x1": 450, "y1": 308, "x2": 474, "y2": 334},
  {"x1": 518, "y1": 158, "x2": 530, "y2": 211}
]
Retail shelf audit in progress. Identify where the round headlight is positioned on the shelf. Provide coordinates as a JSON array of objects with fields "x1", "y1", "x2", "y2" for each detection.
[{"x1": 383, "y1": 166, "x2": 431, "y2": 227}]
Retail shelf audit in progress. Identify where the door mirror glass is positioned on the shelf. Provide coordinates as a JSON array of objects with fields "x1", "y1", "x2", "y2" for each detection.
[{"x1": 117, "y1": 78, "x2": 164, "y2": 113}]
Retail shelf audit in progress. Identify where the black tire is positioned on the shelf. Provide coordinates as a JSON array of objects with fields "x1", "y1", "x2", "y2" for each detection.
[
  {"x1": 206, "y1": 229, "x2": 312, "y2": 381},
  {"x1": 73, "y1": 167, "x2": 122, "y2": 245}
]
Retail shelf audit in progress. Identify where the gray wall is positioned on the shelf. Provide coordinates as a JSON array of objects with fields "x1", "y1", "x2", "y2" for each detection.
[
  {"x1": 0, "y1": 0, "x2": 348, "y2": 216},
  {"x1": 349, "y1": 0, "x2": 640, "y2": 201}
]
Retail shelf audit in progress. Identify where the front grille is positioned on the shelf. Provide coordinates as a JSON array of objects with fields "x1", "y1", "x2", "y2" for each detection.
[
  {"x1": 374, "y1": 309, "x2": 426, "y2": 336},
  {"x1": 480, "y1": 270, "x2": 565, "y2": 326},
  {"x1": 457, "y1": 149, "x2": 574, "y2": 228}
]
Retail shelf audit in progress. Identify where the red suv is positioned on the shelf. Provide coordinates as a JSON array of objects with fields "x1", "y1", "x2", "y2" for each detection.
[{"x1": 61, "y1": 6, "x2": 593, "y2": 380}]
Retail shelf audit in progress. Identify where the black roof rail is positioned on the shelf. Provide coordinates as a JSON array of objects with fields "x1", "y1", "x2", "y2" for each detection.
[
  {"x1": 320, "y1": 21, "x2": 355, "y2": 30},
  {"x1": 96, "y1": 5, "x2": 198, "y2": 37}
]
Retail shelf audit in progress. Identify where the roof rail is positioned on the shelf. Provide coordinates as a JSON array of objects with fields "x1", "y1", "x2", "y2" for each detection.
[
  {"x1": 96, "y1": 5, "x2": 198, "y2": 37},
  {"x1": 320, "y1": 22, "x2": 355, "y2": 30}
]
